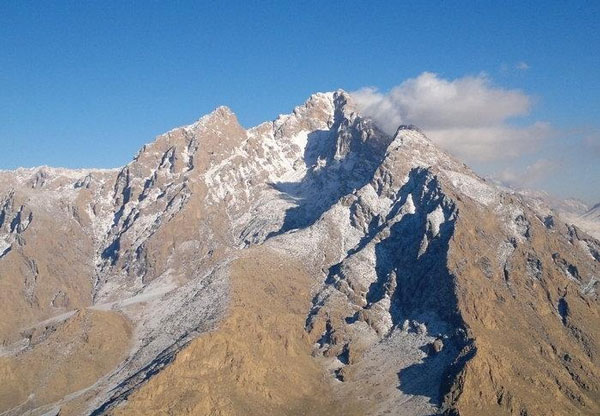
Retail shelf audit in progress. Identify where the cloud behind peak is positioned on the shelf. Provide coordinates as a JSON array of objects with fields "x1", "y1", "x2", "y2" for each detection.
[{"x1": 352, "y1": 72, "x2": 551, "y2": 162}]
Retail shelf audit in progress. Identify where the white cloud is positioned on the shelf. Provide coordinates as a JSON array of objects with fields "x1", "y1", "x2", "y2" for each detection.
[
  {"x1": 496, "y1": 159, "x2": 560, "y2": 187},
  {"x1": 515, "y1": 61, "x2": 530, "y2": 71},
  {"x1": 426, "y1": 122, "x2": 552, "y2": 160},
  {"x1": 352, "y1": 72, "x2": 553, "y2": 162}
]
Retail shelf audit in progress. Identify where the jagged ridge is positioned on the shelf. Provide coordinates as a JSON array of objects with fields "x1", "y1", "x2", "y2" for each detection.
[{"x1": 0, "y1": 91, "x2": 599, "y2": 416}]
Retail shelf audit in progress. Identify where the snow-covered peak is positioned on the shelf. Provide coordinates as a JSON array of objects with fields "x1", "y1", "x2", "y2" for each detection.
[
  {"x1": 392, "y1": 124, "x2": 431, "y2": 145},
  {"x1": 272, "y1": 91, "x2": 336, "y2": 133},
  {"x1": 3, "y1": 89, "x2": 600, "y2": 416}
]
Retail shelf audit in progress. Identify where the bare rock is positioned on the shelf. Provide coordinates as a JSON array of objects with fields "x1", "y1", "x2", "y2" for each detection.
[{"x1": 430, "y1": 338, "x2": 444, "y2": 354}]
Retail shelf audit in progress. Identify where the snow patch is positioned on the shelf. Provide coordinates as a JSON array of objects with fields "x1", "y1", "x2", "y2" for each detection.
[
  {"x1": 443, "y1": 170, "x2": 497, "y2": 206},
  {"x1": 427, "y1": 205, "x2": 445, "y2": 237},
  {"x1": 0, "y1": 239, "x2": 10, "y2": 258}
]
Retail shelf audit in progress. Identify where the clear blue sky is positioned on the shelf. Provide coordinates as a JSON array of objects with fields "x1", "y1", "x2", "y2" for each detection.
[{"x1": 1, "y1": 1, "x2": 599, "y2": 201}]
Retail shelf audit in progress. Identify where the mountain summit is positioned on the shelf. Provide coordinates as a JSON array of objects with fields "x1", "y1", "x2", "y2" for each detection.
[{"x1": 1, "y1": 91, "x2": 599, "y2": 416}]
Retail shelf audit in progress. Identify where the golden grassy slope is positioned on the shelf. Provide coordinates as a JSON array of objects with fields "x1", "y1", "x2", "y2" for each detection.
[
  {"x1": 0, "y1": 309, "x2": 131, "y2": 413},
  {"x1": 113, "y1": 248, "x2": 364, "y2": 416},
  {"x1": 444, "y1": 196, "x2": 600, "y2": 416}
]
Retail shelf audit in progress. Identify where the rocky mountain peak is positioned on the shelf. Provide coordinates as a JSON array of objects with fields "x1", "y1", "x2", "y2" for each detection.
[
  {"x1": 1, "y1": 91, "x2": 600, "y2": 416},
  {"x1": 185, "y1": 105, "x2": 240, "y2": 132}
]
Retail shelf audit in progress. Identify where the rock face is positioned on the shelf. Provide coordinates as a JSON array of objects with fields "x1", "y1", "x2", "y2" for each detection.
[
  {"x1": 528, "y1": 194, "x2": 600, "y2": 240},
  {"x1": 1, "y1": 91, "x2": 599, "y2": 416}
]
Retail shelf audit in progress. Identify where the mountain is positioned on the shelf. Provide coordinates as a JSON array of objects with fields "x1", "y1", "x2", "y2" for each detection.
[
  {"x1": 516, "y1": 191, "x2": 589, "y2": 217},
  {"x1": 583, "y1": 203, "x2": 600, "y2": 222},
  {"x1": 550, "y1": 199, "x2": 600, "y2": 241},
  {"x1": 575, "y1": 203, "x2": 600, "y2": 240},
  {"x1": 1, "y1": 91, "x2": 600, "y2": 416}
]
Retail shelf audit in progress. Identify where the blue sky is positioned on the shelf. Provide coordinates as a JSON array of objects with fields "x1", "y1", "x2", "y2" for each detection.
[{"x1": 1, "y1": 1, "x2": 599, "y2": 202}]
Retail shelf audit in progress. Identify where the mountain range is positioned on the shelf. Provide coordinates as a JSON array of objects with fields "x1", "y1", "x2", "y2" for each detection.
[{"x1": 1, "y1": 91, "x2": 599, "y2": 416}]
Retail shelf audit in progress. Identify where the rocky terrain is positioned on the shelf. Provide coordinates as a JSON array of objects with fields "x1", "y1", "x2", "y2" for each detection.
[
  {"x1": 572, "y1": 203, "x2": 600, "y2": 240},
  {"x1": 524, "y1": 194, "x2": 600, "y2": 240},
  {"x1": 1, "y1": 91, "x2": 599, "y2": 416}
]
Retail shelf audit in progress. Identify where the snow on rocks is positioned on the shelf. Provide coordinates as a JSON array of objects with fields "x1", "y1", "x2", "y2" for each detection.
[
  {"x1": 427, "y1": 205, "x2": 446, "y2": 237},
  {"x1": 443, "y1": 170, "x2": 497, "y2": 206},
  {"x1": 3, "y1": 88, "x2": 594, "y2": 416},
  {"x1": 0, "y1": 239, "x2": 10, "y2": 258}
]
